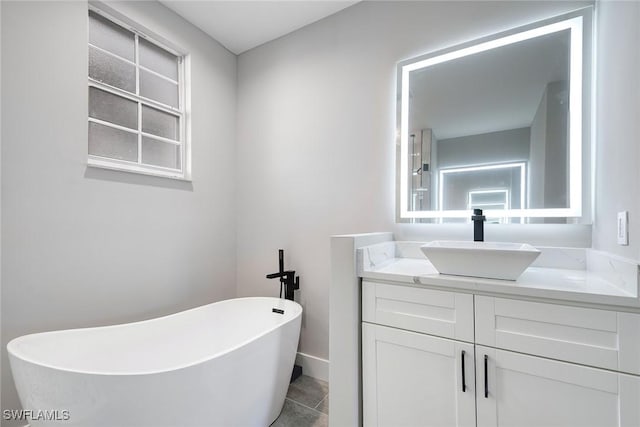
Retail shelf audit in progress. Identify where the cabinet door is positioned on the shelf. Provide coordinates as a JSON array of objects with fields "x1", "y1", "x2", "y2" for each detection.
[
  {"x1": 476, "y1": 345, "x2": 640, "y2": 427},
  {"x1": 362, "y1": 323, "x2": 475, "y2": 427}
]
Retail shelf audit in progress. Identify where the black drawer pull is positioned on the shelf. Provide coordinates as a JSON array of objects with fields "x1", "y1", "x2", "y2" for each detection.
[
  {"x1": 484, "y1": 354, "x2": 489, "y2": 398},
  {"x1": 461, "y1": 350, "x2": 466, "y2": 392}
]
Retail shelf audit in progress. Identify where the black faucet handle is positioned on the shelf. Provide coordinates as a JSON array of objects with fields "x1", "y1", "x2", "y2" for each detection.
[
  {"x1": 266, "y1": 270, "x2": 295, "y2": 279},
  {"x1": 472, "y1": 209, "x2": 486, "y2": 221}
]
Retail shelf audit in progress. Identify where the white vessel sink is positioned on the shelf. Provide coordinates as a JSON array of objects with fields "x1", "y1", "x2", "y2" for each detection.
[{"x1": 420, "y1": 241, "x2": 541, "y2": 281}]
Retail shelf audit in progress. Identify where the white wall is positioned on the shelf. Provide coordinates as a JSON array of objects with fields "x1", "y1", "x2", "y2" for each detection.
[
  {"x1": 236, "y1": 0, "x2": 592, "y2": 364},
  {"x1": 0, "y1": 1, "x2": 237, "y2": 423},
  {"x1": 592, "y1": 0, "x2": 640, "y2": 259}
]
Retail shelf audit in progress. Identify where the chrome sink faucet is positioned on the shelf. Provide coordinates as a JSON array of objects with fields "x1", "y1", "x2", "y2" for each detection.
[{"x1": 472, "y1": 208, "x2": 486, "y2": 242}]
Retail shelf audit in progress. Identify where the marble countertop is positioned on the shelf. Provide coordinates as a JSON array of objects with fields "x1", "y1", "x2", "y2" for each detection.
[{"x1": 358, "y1": 241, "x2": 640, "y2": 309}]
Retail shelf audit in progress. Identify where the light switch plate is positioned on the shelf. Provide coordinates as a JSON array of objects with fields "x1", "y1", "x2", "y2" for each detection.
[{"x1": 617, "y1": 211, "x2": 629, "y2": 245}]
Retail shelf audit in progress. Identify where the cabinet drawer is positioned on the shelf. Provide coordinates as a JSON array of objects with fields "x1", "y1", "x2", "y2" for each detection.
[
  {"x1": 475, "y1": 296, "x2": 640, "y2": 375},
  {"x1": 362, "y1": 281, "x2": 474, "y2": 342}
]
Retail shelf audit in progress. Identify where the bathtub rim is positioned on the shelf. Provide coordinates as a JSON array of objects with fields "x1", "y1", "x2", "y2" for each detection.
[{"x1": 7, "y1": 296, "x2": 302, "y2": 376}]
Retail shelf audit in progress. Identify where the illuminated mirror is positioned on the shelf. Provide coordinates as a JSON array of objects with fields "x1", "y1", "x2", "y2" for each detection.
[{"x1": 397, "y1": 8, "x2": 592, "y2": 223}]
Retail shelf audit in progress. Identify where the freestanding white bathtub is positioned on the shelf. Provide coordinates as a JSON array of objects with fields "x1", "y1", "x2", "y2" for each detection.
[{"x1": 7, "y1": 297, "x2": 302, "y2": 427}]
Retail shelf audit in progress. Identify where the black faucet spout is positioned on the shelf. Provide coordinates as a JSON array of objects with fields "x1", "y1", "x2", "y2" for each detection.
[{"x1": 471, "y1": 208, "x2": 486, "y2": 242}]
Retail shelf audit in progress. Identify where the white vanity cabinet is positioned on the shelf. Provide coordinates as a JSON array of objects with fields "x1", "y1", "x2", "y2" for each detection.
[{"x1": 362, "y1": 281, "x2": 640, "y2": 427}]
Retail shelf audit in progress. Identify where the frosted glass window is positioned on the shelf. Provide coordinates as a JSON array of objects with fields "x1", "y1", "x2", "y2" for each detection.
[
  {"x1": 140, "y1": 69, "x2": 179, "y2": 108},
  {"x1": 142, "y1": 106, "x2": 179, "y2": 140},
  {"x1": 142, "y1": 137, "x2": 181, "y2": 169},
  {"x1": 89, "y1": 87, "x2": 138, "y2": 130},
  {"x1": 89, "y1": 47, "x2": 136, "y2": 93},
  {"x1": 89, "y1": 122, "x2": 138, "y2": 162},
  {"x1": 88, "y1": 7, "x2": 187, "y2": 179},
  {"x1": 140, "y1": 38, "x2": 179, "y2": 81},
  {"x1": 88, "y1": 11, "x2": 134, "y2": 62}
]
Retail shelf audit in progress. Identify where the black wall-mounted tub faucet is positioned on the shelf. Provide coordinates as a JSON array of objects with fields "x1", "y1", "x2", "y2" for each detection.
[{"x1": 472, "y1": 208, "x2": 486, "y2": 242}]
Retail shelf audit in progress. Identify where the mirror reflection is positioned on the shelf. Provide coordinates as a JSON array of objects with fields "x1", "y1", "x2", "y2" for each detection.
[{"x1": 399, "y1": 10, "x2": 591, "y2": 222}]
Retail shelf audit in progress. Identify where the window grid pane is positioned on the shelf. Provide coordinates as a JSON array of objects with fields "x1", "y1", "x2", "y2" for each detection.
[
  {"x1": 141, "y1": 136, "x2": 181, "y2": 170},
  {"x1": 89, "y1": 46, "x2": 136, "y2": 93},
  {"x1": 88, "y1": 8, "x2": 185, "y2": 175},
  {"x1": 140, "y1": 69, "x2": 179, "y2": 108},
  {"x1": 89, "y1": 11, "x2": 135, "y2": 62},
  {"x1": 89, "y1": 87, "x2": 138, "y2": 130},
  {"x1": 142, "y1": 105, "x2": 180, "y2": 141},
  {"x1": 89, "y1": 121, "x2": 138, "y2": 162},
  {"x1": 139, "y1": 37, "x2": 179, "y2": 81}
]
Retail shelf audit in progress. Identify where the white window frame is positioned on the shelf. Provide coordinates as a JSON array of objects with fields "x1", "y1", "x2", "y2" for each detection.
[{"x1": 87, "y1": 5, "x2": 191, "y2": 181}]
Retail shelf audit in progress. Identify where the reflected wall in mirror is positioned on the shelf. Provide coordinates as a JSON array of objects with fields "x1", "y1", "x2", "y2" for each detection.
[{"x1": 397, "y1": 8, "x2": 592, "y2": 223}]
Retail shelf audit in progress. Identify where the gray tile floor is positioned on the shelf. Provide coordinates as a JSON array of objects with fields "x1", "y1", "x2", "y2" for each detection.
[{"x1": 272, "y1": 375, "x2": 329, "y2": 427}]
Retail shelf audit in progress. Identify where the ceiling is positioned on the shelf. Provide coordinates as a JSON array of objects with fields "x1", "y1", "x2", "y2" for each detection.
[{"x1": 160, "y1": 1, "x2": 359, "y2": 54}]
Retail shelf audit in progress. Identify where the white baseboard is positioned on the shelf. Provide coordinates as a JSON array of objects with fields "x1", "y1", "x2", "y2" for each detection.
[{"x1": 295, "y1": 352, "x2": 329, "y2": 383}]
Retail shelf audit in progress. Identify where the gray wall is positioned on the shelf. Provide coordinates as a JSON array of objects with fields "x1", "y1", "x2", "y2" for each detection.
[
  {"x1": 529, "y1": 80, "x2": 570, "y2": 213},
  {"x1": 1, "y1": 1, "x2": 237, "y2": 423},
  {"x1": 592, "y1": 0, "x2": 640, "y2": 258},
  {"x1": 436, "y1": 128, "x2": 530, "y2": 213},
  {"x1": 236, "y1": 0, "x2": 593, "y2": 364},
  {"x1": 437, "y1": 127, "x2": 531, "y2": 169},
  {"x1": 543, "y1": 81, "x2": 569, "y2": 210},
  {"x1": 530, "y1": 88, "x2": 548, "y2": 209}
]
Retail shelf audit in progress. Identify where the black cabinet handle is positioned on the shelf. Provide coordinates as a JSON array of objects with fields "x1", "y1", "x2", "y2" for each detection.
[
  {"x1": 484, "y1": 354, "x2": 489, "y2": 398},
  {"x1": 461, "y1": 350, "x2": 466, "y2": 392}
]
